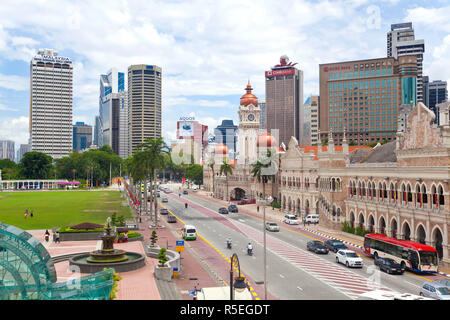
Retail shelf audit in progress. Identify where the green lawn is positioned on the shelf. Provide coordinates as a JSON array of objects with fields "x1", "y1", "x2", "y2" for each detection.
[{"x1": 0, "y1": 191, "x2": 132, "y2": 230}]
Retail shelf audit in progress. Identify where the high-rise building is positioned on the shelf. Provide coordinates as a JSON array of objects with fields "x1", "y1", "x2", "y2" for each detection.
[
  {"x1": 265, "y1": 55, "x2": 304, "y2": 146},
  {"x1": 387, "y1": 23, "x2": 425, "y2": 102},
  {"x1": 258, "y1": 98, "x2": 266, "y2": 129},
  {"x1": 128, "y1": 64, "x2": 162, "y2": 154},
  {"x1": 303, "y1": 97, "x2": 311, "y2": 146},
  {"x1": 176, "y1": 118, "x2": 208, "y2": 164},
  {"x1": 423, "y1": 77, "x2": 448, "y2": 124},
  {"x1": 72, "y1": 122, "x2": 92, "y2": 152},
  {"x1": 0, "y1": 140, "x2": 15, "y2": 161},
  {"x1": 99, "y1": 68, "x2": 127, "y2": 156},
  {"x1": 319, "y1": 55, "x2": 417, "y2": 145},
  {"x1": 30, "y1": 48, "x2": 73, "y2": 158},
  {"x1": 310, "y1": 96, "x2": 320, "y2": 145},
  {"x1": 93, "y1": 115, "x2": 101, "y2": 146},
  {"x1": 16, "y1": 144, "x2": 31, "y2": 162},
  {"x1": 214, "y1": 120, "x2": 238, "y2": 159}
]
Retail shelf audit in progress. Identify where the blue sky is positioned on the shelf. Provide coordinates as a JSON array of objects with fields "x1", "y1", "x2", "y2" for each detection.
[{"x1": 1, "y1": 0, "x2": 450, "y2": 153}]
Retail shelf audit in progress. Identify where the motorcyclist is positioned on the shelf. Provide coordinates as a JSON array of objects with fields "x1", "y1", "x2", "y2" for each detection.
[
  {"x1": 247, "y1": 242, "x2": 253, "y2": 255},
  {"x1": 185, "y1": 203, "x2": 188, "y2": 209},
  {"x1": 226, "y1": 238, "x2": 232, "y2": 249}
]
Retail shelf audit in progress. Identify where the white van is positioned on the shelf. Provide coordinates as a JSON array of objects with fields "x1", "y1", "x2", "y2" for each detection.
[
  {"x1": 304, "y1": 214, "x2": 319, "y2": 224},
  {"x1": 284, "y1": 214, "x2": 299, "y2": 225},
  {"x1": 182, "y1": 225, "x2": 197, "y2": 240}
]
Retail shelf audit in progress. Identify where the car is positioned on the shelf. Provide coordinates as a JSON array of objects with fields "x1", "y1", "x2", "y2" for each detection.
[
  {"x1": 376, "y1": 257, "x2": 404, "y2": 274},
  {"x1": 218, "y1": 207, "x2": 229, "y2": 214},
  {"x1": 157, "y1": 192, "x2": 160, "y2": 197},
  {"x1": 193, "y1": 189, "x2": 198, "y2": 193},
  {"x1": 183, "y1": 190, "x2": 188, "y2": 195},
  {"x1": 160, "y1": 208, "x2": 169, "y2": 215},
  {"x1": 284, "y1": 214, "x2": 299, "y2": 225},
  {"x1": 419, "y1": 282, "x2": 450, "y2": 300},
  {"x1": 336, "y1": 249, "x2": 363, "y2": 268},
  {"x1": 433, "y1": 279, "x2": 450, "y2": 288},
  {"x1": 167, "y1": 215, "x2": 177, "y2": 223},
  {"x1": 304, "y1": 214, "x2": 319, "y2": 224},
  {"x1": 307, "y1": 240, "x2": 329, "y2": 254},
  {"x1": 265, "y1": 222, "x2": 280, "y2": 232},
  {"x1": 162, "y1": 197, "x2": 168, "y2": 203},
  {"x1": 228, "y1": 204, "x2": 238, "y2": 213},
  {"x1": 324, "y1": 239, "x2": 348, "y2": 253}
]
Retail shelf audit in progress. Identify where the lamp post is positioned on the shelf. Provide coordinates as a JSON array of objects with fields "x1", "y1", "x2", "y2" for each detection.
[
  {"x1": 229, "y1": 253, "x2": 247, "y2": 300},
  {"x1": 262, "y1": 194, "x2": 273, "y2": 300}
]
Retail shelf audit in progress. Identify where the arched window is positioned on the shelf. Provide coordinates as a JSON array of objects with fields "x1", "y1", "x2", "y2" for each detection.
[
  {"x1": 362, "y1": 181, "x2": 366, "y2": 197},
  {"x1": 432, "y1": 185, "x2": 438, "y2": 208},
  {"x1": 358, "y1": 181, "x2": 362, "y2": 198},
  {"x1": 421, "y1": 185, "x2": 427, "y2": 205},
  {"x1": 407, "y1": 184, "x2": 412, "y2": 203},
  {"x1": 390, "y1": 183, "x2": 396, "y2": 203},
  {"x1": 371, "y1": 182, "x2": 376, "y2": 201},
  {"x1": 438, "y1": 185, "x2": 445, "y2": 206},
  {"x1": 416, "y1": 184, "x2": 421, "y2": 207},
  {"x1": 378, "y1": 182, "x2": 383, "y2": 200},
  {"x1": 383, "y1": 182, "x2": 387, "y2": 200}
]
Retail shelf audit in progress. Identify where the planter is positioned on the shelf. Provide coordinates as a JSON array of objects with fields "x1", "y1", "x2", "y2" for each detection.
[
  {"x1": 59, "y1": 231, "x2": 103, "y2": 242},
  {"x1": 154, "y1": 264, "x2": 173, "y2": 281}
]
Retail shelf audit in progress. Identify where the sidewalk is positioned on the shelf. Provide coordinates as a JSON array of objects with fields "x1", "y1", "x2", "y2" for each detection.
[{"x1": 191, "y1": 189, "x2": 450, "y2": 278}]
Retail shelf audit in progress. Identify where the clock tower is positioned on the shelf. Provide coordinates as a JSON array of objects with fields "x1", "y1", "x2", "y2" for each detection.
[{"x1": 237, "y1": 81, "x2": 261, "y2": 165}]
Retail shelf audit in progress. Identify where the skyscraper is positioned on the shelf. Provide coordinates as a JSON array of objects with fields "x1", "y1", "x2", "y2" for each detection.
[
  {"x1": 73, "y1": 122, "x2": 92, "y2": 152},
  {"x1": 265, "y1": 55, "x2": 304, "y2": 146},
  {"x1": 128, "y1": 64, "x2": 162, "y2": 154},
  {"x1": 94, "y1": 115, "x2": 101, "y2": 146},
  {"x1": 319, "y1": 55, "x2": 417, "y2": 145},
  {"x1": 16, "y1": 144, "x2": 31, "y2": 163},
  {"x1": 99, "y1": 68, "x2": 128, "y2": 157},
  {"x1": 258, "y1": 98, "x2": 266, "y2": 129},
  {"x1": 214, "y1": 120, "x2": 238, "y2": 159},
  {"x1": 30, "y1": 48, "x2": 73, "y2": 158},
  {"x1": 387, "y1": 23, "x2": 425, "y2": 102},
  {"x1": 310, "y1": 96, "x2": 320, "y2": 145},
  {"x1": 0, "y1": 140, "x2": 15, "y2": 161},
  {"x1": 423, "y1": 77, "x2": 448, "y2": 124}
]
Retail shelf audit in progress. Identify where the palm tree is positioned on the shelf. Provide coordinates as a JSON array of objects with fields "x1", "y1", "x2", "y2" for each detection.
[
  {"x1": 208, "y1": 158, "x2": 215, "y2": 195},
  {"x1": 129, "y1": 151, "x2": 147, "y2": 216},
  {"x1": 72, "y1": 168, "x2": 76, "y2": 181},
  {"x1": 219, "y1": 159, "x2": 233, "y2": 202}
]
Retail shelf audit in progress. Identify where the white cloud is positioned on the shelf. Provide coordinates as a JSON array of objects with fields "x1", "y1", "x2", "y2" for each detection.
[
  {"x1": 0, "y1": 104, "x2": 18, "y2": 111},
  {"x1": 0, "y1": 116, "x2": 29, "y2": 148},
  {"x1": 0, "y1": 73, "x2": 28, "y2": 91}
]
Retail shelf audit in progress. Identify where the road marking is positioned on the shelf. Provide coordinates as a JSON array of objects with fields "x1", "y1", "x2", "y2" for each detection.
[
  {"x1": 405, "y1": 281, "x2": 422, "y2": 289},
  {"x1": 279, "y1": 274, "x2": 285, "y2": 278},
  {"x1": 238, "y1": 219, "x2": 246, "y2": 222},
  {"x1": 297, "y1": 286, "x2": 303, "y2": 291}
]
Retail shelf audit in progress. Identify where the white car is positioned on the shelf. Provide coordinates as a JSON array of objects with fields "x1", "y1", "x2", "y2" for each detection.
[
  {"x1": 161, "y1": 197, "x2": 168, "y2": 203},
  {"x1": 284, "y1": 214, "x2": 300, "y2": 225},
  {"x1": 336, "y1": 249, "x2": 363, "y2": 268},
  {"x1": 304, "y1": 214, "x2": 319, "y2": 224},
  {"x1": 265, "y1": 222, "x2": 280, "y2": 232}
]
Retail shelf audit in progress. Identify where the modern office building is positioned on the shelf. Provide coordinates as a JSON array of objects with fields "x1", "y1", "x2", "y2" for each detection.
[
  {"x1": 128, "y1": 64, "x2": 162, "y2": 155},
  {"x1": 0, "y1": 140, "x2": 15, "y2": 161},
  {"x1": 423, "y1": 77, "x2": 448, "y2": 124},
  {"x1": 99, "y1": 68, "x2": 127, "y2": 156},
  {"x1": 29, "y1": 48, "x2": 73, "y2": 158},
  {"x1": 319, "y1": 55, "x2": 418, "y2": 145},
  {"x1": 387, "y1": 22, "x2": 425, "y2": 102},
  {"x1": 258, "y1": 98, "x2": 266, "y2": 129},
  {"x1": 310, "y1": 96, "x2": 320, "y2": 145},
  {"x1": 214, "y1": 120, "x2": 238, "y2": 159},
  {"x1": 303, "y1": 97, "x2": 311, "y2": 146},
  {"x1": 72, "y1": 122, "x2": 92, "y2": 152},
  {"x1": 176, "y1": 118, "x2": 208, "y2": 164},
  {"x1": 118, "y1": 92, "x2": 129, "y2": 159},
  {"x1": 265, "y1": 55, "x2": 304, "y2": 146},
  {"x1": 16, "y1": 144, "x2": 31, "y2": 162}
]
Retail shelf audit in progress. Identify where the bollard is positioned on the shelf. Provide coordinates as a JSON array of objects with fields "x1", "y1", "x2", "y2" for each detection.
[{"x1": 173, "y1": 267, "x2": 179, "y2": 279}]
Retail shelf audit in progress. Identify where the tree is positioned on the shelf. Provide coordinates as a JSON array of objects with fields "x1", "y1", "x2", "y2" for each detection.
[
  {"x1": 208, "y1": 159, "x2": 215, "y2": 194},
  {"x1": 158, "y1": 248, "x2": 168, "y2": 267},
  {"x1": 185, "y1": 164, "x2": 203, "y2": 187},
  {"x1": 321, "y1": 138, "x2": 328, "y2": 146},
  {"x1": 220, "y1": 159, "x2": 233, "y2": 201},
  {"x1": 150, "y1": 230, "x2": 158, "y2": 247},
  {"x1": 349, "y1": 139, "x2": 356, "y2": 146},
  {"x1": 19, "y1": 151, "x2": 53, "y2": 179}
]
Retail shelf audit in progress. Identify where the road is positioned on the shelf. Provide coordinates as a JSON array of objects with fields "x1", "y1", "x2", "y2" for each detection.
[{"x1": 159, "y1": 186, "x2": 442, "y2": 300}]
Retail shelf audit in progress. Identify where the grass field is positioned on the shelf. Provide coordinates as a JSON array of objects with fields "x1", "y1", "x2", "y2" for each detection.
[{"x1": 0, "y1": 190, "x2": 132, "y2": 230}]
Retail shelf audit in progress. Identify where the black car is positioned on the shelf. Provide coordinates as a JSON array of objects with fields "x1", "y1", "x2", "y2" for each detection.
[
  {"x1": 307, "y1": 240, "x2": 329, "y2": 254},
  {"x1": 167, "y1": 215, "x2": 177, "y2": 223},
  {"x1": 228, "y1": 204, "x2": 238, "y2": 213},
  {"x1": 376, "y1": 257, "x2": 404, "y2": 274},
  {"x1": 218, "y1": 207, "x2": 229, "y2": 214},
  {"x1": 324, "y1": 240, "x2": 348, "y2": 253},
  {"x1": 183, "y1": 190, "x2": 188, "y2": 195},
  {"x1": 160, "y1": 208, "x2": 169, "y2": 215}
]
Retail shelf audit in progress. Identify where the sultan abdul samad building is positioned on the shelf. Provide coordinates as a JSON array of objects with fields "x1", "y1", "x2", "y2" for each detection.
[{"x1": 203, "y1": 84, "x2": 450, "y2": 267}]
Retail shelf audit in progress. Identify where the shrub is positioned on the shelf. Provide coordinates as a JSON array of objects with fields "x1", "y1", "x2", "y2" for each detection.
[
  {"x1": 272, "y1": 201, "x2": 281, "y2": 209},
  {"x1": 342, "y1": 221, "x2": 355, "y2": 234},
  {"x1": 104, "y1": 268, "x2": 122, "y2": 300},
  {"x1": 150, "y1": 230, "x2": 158, "y2": 246},
  {"x1": 118, "y1": 231, "x2": 141, "y2": 239},
  {"x1": 59, "y1": 227, "x2": 104, "y2": 233},
  {"x1": 158, "y1": 248, "x2": 168, "y2": 267}
]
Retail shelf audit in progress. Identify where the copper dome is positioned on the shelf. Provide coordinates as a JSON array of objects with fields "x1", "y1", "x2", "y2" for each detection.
[
  {"x1": 240, "y1": 81, "x2": 258, "y2": 107},
  {"x1": 257, "y1": 132, "x2": 276, "y2": 148},
  {"x1": 214, "y1": 143, "x2": 228, "y2": 155}
]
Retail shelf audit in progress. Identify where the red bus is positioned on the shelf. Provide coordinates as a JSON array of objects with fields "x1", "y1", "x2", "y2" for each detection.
[{"x1": 363, "y1": 234, "x2": 439, "y2": 274}]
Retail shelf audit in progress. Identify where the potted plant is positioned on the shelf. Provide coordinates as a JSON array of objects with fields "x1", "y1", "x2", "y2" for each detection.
[
  {"x1": 154, "y1": 248, "x2": 172, "y2": 281},
  {"x1": 158, "y1": 248, "x2": 168, "y2": 266},
  {"x1": 150, "y1": 230, "x2": 158, "y2": 247}
]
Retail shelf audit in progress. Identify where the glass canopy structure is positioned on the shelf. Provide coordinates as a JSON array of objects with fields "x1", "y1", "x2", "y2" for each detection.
[{"x1": 0, "y1": 222, "x2": 113, "y2": 300}]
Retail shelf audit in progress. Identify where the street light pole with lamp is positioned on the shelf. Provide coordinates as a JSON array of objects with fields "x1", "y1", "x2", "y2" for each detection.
[{"x1": 229, "y1": 253, "x2": 247, "y2": 300}]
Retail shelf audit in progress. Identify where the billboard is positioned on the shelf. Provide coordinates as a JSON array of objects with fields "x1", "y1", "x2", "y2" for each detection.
[
  {"x1": 265, "y1": 68, "x2": 295, "y2": 77},
  {"x1": 178, "y1": 121, "x2": 194, "y2": 137}
]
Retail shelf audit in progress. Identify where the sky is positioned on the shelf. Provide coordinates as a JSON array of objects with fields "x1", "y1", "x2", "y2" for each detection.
[{"x1": 1, "y1": 0, "x2": 450, "y2": 154}]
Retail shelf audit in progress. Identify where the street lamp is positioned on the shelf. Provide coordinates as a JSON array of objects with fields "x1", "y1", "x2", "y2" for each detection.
[
  {"x1": 229, "y1": 253, "x2": 247, "y2": 300},
  {"x1": 263, "y1": 195, "x2": 273, "y2": 300}
]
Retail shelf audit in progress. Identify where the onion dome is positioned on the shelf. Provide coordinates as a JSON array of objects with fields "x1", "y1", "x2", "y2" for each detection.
[
  {"x1": 240, "y1": 80, "x2": 258, "y2": 107},
  {"x1": 257, "y1": 132, "x2": 276, "y2": 148},
  {"x1": 214, "y1": 143, "x2": 228, "y2": 155}
]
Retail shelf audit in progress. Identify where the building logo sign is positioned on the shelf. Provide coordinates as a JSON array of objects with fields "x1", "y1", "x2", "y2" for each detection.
[
  {"x1": 265, "y1": 68, "x2": 295, "y2": 77},
  {"x1": 323, "y1": 66, "x2": 351, "y2": 72},
  {"x1": 179, "y1": 116, "x2": 195, "y2": 121},
  {"x1": 35, "y1": 55, "x2": 72, "y2": 63},
  {"x1": 178, "y1": 121, "x2": 194, "y2": 137}
]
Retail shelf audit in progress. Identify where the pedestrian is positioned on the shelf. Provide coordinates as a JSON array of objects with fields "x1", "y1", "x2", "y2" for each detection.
[
  {"x1": 24, "y1": 209, "x2": 28, "y2": 219},
  {"x1": 55, "y1": 231, "x2": 60, "y2": 243},
  {"x1": 124, "y1": 231, "x2": 128, "y2": 242},
  {"x1": 44, "y1": 230, "x2": 50, "y2": 242},
  {"x1": 30, "y1": 210, "x2": 34, "y2": 218},
  {"x1": 257, "y1": 205, "x2": 259, "y2": 213},
  {"x1": 139, "y1": 217, "x2": 142, "y2": 223}
]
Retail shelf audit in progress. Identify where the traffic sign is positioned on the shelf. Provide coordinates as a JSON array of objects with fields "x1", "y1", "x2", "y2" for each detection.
[{"x1": 176, "y1": 240, "x2": 185, "y2": 252}]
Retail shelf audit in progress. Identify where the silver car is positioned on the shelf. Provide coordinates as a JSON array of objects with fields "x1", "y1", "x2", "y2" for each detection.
[{"x1": 419, "y1": 282, "x2": 450, "y2": 300}]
